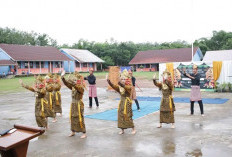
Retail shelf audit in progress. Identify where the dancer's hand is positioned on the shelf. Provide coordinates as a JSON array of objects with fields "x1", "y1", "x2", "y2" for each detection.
[
  {"x1": 163, "y1": 73, "x2": 168, "y2": 80},
  {"x1": 106, "y1": 74, "x2": 108, "y2": 80},
  {"x1": 19, "y1": 79, "x2": 24, "y2": 86},
  {"x1": 183, "y1": 68, "x2": 186, "y2": 74},
  {"x1": 153, "y1": 74, "x2": 156, "y2": 80},
  {"x1": 61, "y1": 70, "x2": 65, "y2": 77}
]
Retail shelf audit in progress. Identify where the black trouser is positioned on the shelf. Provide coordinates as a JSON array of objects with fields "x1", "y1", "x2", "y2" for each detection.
[
  {"x1": 89, "y1": 97, "x2": 99, "y2": 107},
  {"x1": 134, "y1": 99, "x2": 140, "y2": 110},
  {"x1": 190, "y1": 100, "x2": 204, "y2": 114}
]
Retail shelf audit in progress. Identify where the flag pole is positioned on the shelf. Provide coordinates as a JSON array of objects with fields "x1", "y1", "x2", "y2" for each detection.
[{"x1": 192, "y1": 43, "x2": 193, "y2": 62}]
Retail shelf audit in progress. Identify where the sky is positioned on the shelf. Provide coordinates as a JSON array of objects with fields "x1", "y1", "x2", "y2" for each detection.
[{"x1": 1, "y1": 0, "x2": 232, "y2": 45}]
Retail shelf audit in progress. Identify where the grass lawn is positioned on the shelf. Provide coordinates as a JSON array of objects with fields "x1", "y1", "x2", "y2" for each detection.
[{"x1": 0, "y1": 71, "x2": 158, "y2": 94}]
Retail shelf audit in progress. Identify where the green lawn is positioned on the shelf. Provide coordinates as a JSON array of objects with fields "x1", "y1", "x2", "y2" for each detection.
[{"x1": 0, "y1": 71, "x2": 158, "y2": 94}]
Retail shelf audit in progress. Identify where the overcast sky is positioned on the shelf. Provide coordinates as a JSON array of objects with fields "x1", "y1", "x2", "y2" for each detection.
[{"x1": 1, "y1": 0, "x2": 232, "y2": 45}]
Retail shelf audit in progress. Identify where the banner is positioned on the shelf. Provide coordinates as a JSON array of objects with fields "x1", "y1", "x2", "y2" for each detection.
[{"x1": 174, "y1": 62, "x2": 215, "y2": 89}]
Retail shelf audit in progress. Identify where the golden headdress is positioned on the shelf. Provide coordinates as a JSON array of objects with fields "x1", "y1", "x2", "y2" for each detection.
[
  {"x1": 53, "y1": 73, "x2": 61, "y2": 83},
  {"x1": 45, "y1": 73, "x2": 54, "y2": 83},
  {"x1": 120, "y1": 69, "x2": 131, "y2": 79},
  {"x1": 193, "y1": 64, "x2": 198, "y2": 69},
  {"x1": 162, "y1": 70, "x2": 171, "y2": 77},
  {"x1": 74, "y1": 71, "x2": 82, "y2": 80},
  {"x1": 120, "y1": 69, "x2": 132, "y2": 86},
  {"x1": 34, "y1": 75, "x2": 45, "y2": 88}
]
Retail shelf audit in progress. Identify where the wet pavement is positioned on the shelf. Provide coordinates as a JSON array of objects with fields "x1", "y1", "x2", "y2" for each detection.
[{"x1": 0, "y1": 86, "x2": 232, "y2": 157}]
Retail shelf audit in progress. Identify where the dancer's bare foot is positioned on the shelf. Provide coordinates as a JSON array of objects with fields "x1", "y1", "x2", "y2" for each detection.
[
  {"x1": 59, "y1": 113, "x2": 62, "y2": 117},
  {"x1": 171, "y1": 124, "x2": 175, "y2": 129},
  {"x1": 157, "y1": 124, "x2": 162, "y2": 128},
  {"x1": 201, "y1": 114, "x2": 205, "y2": 117},
  {"x1": 118, "y1": 130, "x2": 124, "y2": 135},
  {"x1": 80, "y1": 133, "x2": 87, "y2": 139},
  {"x1": 69, "y1": 132, "x2": 75, "y2": 137},
  {"x1": 52, "y1": 119, "x2": 57, "y2": 123},
  {"x1": 131, "y1": 129, "x2": 136, "y2": 135},
  {"x1": 45, "y1": 126, "x2": 48, "y2": 130}
]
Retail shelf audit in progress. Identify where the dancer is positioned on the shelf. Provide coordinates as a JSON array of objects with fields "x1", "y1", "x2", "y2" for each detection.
[
  {"x1": 61, "y1": 71, "x2": 87, "y2": 138},
  {"x1": 19, "y1": 76, "x2": 48, "y2": 129},
  {"x1": 128, "y1": 70, "x2": 140, "y2": 111},
  {"x1": 84, "y1": 68, "x2": 99, "y2": 108},
  {"x1": 107, "y1": 69, "x2": 136, "y2": 135},
  {"x1": 52, "y1": 73, "x2": 62, "y2": 122},
  {"x1": 183, "y1": 65, "x2": 204, "y2": 116},
  {"x1": 153, "y1": 71, "x2": 175, "y2": 128}
]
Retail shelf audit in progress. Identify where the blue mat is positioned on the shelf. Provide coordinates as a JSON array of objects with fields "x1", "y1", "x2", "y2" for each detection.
[
  {"x1": 85, "y1": 101, "x2": 160, "y2": 121},
  {"x1": 116, "y1": 97, "x2": 229, "y2": 104}
]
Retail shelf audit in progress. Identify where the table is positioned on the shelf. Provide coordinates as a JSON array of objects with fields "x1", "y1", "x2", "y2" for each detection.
[{"x1": 0, "y1": 124, "x2": 45, "y2": 157}]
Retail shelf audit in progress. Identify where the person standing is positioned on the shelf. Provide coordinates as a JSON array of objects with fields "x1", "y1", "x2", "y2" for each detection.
[
  {"x1": 19, "y1": 76, "x2": 48, "y2": 129},
  {"x1": 183, "y1": 65, "x2": 204, "y2": 116},
  {"x1": 61, "y1": 71, "x2": 87, "y2": 138},
  {"x1": 128, "y1": 70, "x2": 140, "y2": 111},
  {"x1": 153, "y1": 71, "x2": 176, "y2": 128},
  {"x1": 107, "y1": 69, "x2": 136, "y2": 135},
  {"x1": 84, "y1": 68, "x2": 99, "y2": 108}
]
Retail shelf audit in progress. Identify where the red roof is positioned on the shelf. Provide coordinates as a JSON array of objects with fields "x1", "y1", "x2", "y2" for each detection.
[
  {"x1": 0, "y1": 44, "x2": 71, "y2": 61},
  {"x1": 0, "y1": 60, "x2": 17, "y2": 66},
  {"x1": 129, "y1": 47, "x2": 199, "y2": 64}
]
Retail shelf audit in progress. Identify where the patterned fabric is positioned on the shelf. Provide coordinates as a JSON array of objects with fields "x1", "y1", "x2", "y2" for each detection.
[
  {"x1": 153, "y1": 80, "x2": 175, "y2": 123},
  {"x1": 89, "y1": 84, "x2": 97, "y2": 97},
  {"x1": 24, "y1": 85, "x2": 47, "y2": 128},
  {"x1": 118, "y1": 96, "x2": 134, "y2": 129},
  {"x1": 160, "y1": 112, "x2": 175, "y2": 123},
  {"x1": 45, "y1": 84, "x2": 55, "y2": 117},
  {"x1": 62, "y1": 77, "x2": 86, "y2": 133},
  {"x1": 53, "y1": 83, "x2": 62, "y2": 113},
  {"x1": 71, "y1": 101, "x2": 86, "y2": 133},
  {"x1": 108, "y1": 81, "x2": 134, "y2": 129},
  {"x1": 36, "y1": 116, "x2": 47, "y2": 127},
  {"x1": 130, "y1": 86, "x2": 137, "y2": 100},
  {"x1": 190, "y1": 86, "x2": 202, "y2": 101}
]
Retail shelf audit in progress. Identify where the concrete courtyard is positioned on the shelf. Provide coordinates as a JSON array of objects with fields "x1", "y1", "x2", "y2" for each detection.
[{"x1": 0, "y1": 80, "x2": 232, "y2": 157}]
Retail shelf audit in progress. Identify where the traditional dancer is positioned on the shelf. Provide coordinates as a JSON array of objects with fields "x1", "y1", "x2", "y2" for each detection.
[
  {"x1": 52, "y1": 73, "x2": 62, "y2": 122},
  {"x1": 61, "y1": 71, "x2": 87, "y2": 138},
  {"x1": 84, "y1": 68, "x2": 99, "y2": 108},
  {"x1": 107, "y1": 69, "x2": 136, "y2": 135},
  {"x1": 44, "y1": 73, "x2": 55, "y2": 121},
  {"x1": 128, "y1": 70, "x2": 140, "y2": 111},
  {"x1": 19, "y1": 76, "x2": 48, "y2": 129},
  {"x1": 153, "y1": 71, "x2": 175, "y2": 128},
  {"x1": 183, "y1": 65, "x2": 204, "y2": 116}
]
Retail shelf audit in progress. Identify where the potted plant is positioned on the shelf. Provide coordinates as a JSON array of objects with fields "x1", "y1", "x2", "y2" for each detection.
[
  {"x1": 221, "y1": 83, "x2": 227, "y2": 92},
  {"x1": 228, "y1": 82, "x2": 232, "y2": 93},
  {"x1": 214, "y1": 82, "x2": 220, "y2": 92}
]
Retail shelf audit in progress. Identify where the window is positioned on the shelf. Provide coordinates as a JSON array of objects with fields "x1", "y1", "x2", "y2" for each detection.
[
  {"x1": 83, "y1": 63, "x2": 87, "y2": 67},
  {"x1": 54, "y1": 61, "x2": 62, "y2": 68},
  {"x1": 36, "y1": 62, "x2": 40, "y2": 68},
  {"x1": 24, "y1": 62, "x2": 28, "y2": 68},
  {"x1": 17, "y1": 62, "x2": 21, "y2": 69},
  {"x1": 54, "y1": 62, "x2": 59, "y2": 68},
  {"x1": 29, "y1": 62, "x2": 33, "y2": 68},
  {"x1": 145, "y1": 64, "x2": 150, "y2": 68},
  {"x1": 41, "y1": 62, "x2": 44, "y2": 68},
  {"x1": 75, "y1": 61, "x2": 80, "y2": 67}
]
